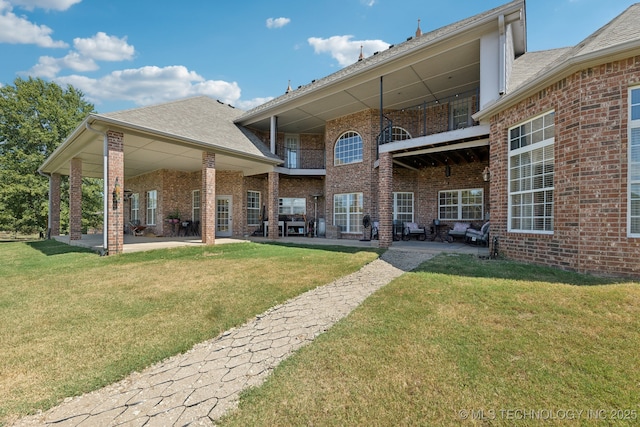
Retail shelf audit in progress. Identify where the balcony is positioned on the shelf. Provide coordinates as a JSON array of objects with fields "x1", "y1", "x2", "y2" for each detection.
[
  {"x1": 378, "y1": 88, "x2": 480, "y2": 145},
  {"x1": 275, "y1": 147, "x2": 326, "y2": 170}
]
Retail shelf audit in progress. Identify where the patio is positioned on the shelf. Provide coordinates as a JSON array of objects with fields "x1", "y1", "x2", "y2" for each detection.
[{"x1": 53, "y1": 234, "x2": 490, "y2": 257}]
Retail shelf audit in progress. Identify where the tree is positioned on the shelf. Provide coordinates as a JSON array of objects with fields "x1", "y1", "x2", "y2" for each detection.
[{"x1": 0, "y1": 77, "x2": 99, "y2": 235}]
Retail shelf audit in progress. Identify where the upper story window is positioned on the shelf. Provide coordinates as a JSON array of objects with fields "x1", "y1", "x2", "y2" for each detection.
[
  {"x1": 508, "y1": 111, "x2": 555, "y2": 233},
  {"x1": 629, "y1": 87, "x2": 640, "y2": 236},
  {"x1": 378, "y1": 126, "x2": 412, "y2": 144},
  {"x1": 334, "y1": 131, "x2": 363, "y2": 166},
  {"x1": 284, "y1": 134, "x2": 299, "y2": 168}
]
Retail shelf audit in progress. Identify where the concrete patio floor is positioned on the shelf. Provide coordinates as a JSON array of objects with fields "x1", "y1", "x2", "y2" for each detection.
[{"x1": 53, "y1": 233, "x2": 490, "y2": 257}]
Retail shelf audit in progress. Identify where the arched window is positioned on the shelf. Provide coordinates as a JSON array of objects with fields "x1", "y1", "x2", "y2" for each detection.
[
  {"x1": 377, "y1": 126, "x2": 412, "y2": 144},
  {"x1": 334, "y1": 131, "x2": 363, "y2": 165}
]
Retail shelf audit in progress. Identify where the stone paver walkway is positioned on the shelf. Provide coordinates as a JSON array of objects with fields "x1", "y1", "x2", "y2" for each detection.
[{"x1": 13, "y1": 249, "x2": 433, "y2": 427}]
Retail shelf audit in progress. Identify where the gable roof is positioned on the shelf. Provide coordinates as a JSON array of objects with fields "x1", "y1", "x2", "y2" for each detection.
[
  {"x1": 100, "y1": 96, "x2": 277, "y2": 160},
  {"x1": 40, "y1": 96, "x2": 281, "y2": 179},
  {"x1": 477, "y1": 3, "x2": 640, "y2": 120}
]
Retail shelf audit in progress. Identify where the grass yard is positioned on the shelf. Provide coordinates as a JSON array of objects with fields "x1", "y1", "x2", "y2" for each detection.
[
  {"x1": 220, "y1": 254, "x2": 640, "y2": 427},
  {"x1": 0, "y1": 240, "x2": 380, "y2": 425}
]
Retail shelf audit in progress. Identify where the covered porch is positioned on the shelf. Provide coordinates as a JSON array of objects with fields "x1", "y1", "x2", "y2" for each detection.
[
  {"x1": 39, "y1": 97, "x2": 282, "y2": 256},
  {"x1": 54, "y1": 232, "x2": 490, "y2": 257}
]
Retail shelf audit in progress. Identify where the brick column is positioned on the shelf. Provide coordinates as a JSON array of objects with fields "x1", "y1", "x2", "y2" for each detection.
[
  {"x1": 69, "y1": 158, "x2": 82, "y2": 240},
  {"x1": 202, "y1": 152, "x2": 216, "y2": 245},
  {"x1": 107, "y1": 131, "x2": 124, "y2": 254},
  {"x1": 267, "y1": 171, "x2": 279, "y2": 239},
  {"x1": 378, "y1": 152, "x2": 393, "y2": 248},
  {"x1": 49, "y1": 173, "x2": 61, "y2": 237}
]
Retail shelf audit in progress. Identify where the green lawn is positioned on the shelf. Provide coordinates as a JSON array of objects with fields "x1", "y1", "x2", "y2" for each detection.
[
  {"x1": 220, "y1": 254, "x2": 640, "y2": 426},
  {"x1": 0, "y1": 240, "x2": 380, "y2": 425}
]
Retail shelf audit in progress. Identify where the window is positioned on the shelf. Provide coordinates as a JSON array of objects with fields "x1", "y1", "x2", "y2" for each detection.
[
  {"x1": 130, "y1": 193, "x2": 139, "y2": 222},
  {"x1": 334, "y1": 131, "x2": 363, "y2": 165},
  {"x1": 378, "y1": 126, "x2": 412, "y2": 144},
  {"x1": 508, "y1": 111, "x2": 555, "y2": 233},
  {"x1": 279, "y1": 197, "x2": 306, "y2": 216},
  {"x1": 629, "y1": 87, "x2": 640, "y2": 236},
  {"x1": 146, "y1": 190, "x2": 157, "y2": 225},
  {"x1": 192, "y1": 190, "x2": 201, "y2": 222},
  {"x1": 247, "y1": 191, "x2": 261, "y2": 226},
  {"x1": 393, "y1": 192, "x2": 414, "y2": 223},
  {"x1": 334, "y1": 193, "x2": 363, "y2": 233},
  {"x1": 451, "y1": 102, "x2": 470, "y2": 129},
  {"x1": 439, "y1": 189, "x2": 483, "y2": 220},
  {"x1": 284, "y1": 134, "x2": 299, "y2": 168}
]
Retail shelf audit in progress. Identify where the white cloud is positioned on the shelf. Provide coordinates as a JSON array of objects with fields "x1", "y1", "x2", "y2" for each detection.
[
  {"x1": 361, "y1": 0, "x2": 375, "y2": 6},
  {"x1": 0, "y1": 0, "x2": 67, "y2": 47},
  {"x1": 25, "y1": 32, "x2": 134, "y2": 78},
  {"x1": 236, "y1": 96, "x2": 274, "y2": 110},
  {"x1": 73, "y1": 32, "x2": 135, "y2": 61},
  {"x1": 266, "y1": 17, "x2": 290, "y2": 29},
  {"x1": 9, "y1": 0, "x2": 81, "y2": 11},
  {"x1": 55, "y1": 65, "x2": 243, "y2": 107},
  {"x1": 308, "y1": 35, "x2": 390, "y2": 67}
]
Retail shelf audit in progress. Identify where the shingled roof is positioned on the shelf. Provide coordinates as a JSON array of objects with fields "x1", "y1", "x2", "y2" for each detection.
[
  {"x1": 101, "y1": 96, "x2": 278, "y2": 161},
  {"x1": 480, "y1": 3, "x2": 640, "y2": 119}
]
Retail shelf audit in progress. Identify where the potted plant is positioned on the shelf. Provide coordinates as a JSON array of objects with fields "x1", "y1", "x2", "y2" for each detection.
[{"x1": 166, "y1": 209, "x2": 181, "y2": 224}]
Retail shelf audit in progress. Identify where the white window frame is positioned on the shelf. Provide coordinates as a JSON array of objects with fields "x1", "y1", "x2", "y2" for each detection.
[
  {"x1": 284, "y1": 134, "x2": 299, "y2": 169},
  {"x1": 508, "y1": 111, "x2": 555, "y2": 234},
  {"x1": 333, "y1": 193, "x2": 363, "y2": 234},
  {"x1": 192, "y1": 190, "x2": 201, "y2": 223},
  {"x1": 438, "y1": 189, "x2": 484, "y2": 221},
  {"x1": 334, "y1": 131, "x2": 363, "y2": 166},
  {"x1": 146, "y1": 190, "x2": 157, "y2": 226},
  {"x1": 247, "y1": 190, "x2": 261, "y2": 226},
  {"x1": 393, "y1": 192, "x2": 414, "y2": 223},
  {"x1": 279, "y1": 197, "x2": 306, "y2": 216},
  {"x1": 130, "y1": 193, "x2": 139, "y2": 222},
  {"x1": 629, "y1": 87, "x2": 640, "y2": 237}
]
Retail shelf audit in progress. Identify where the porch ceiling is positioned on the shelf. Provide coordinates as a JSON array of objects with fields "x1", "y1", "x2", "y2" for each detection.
[
  {"x1": 245, "y1": 40, "x2": 481, "y2": 135},
  {"x1": 41, "y1": 121, "x2": 276, "y2": 180}
]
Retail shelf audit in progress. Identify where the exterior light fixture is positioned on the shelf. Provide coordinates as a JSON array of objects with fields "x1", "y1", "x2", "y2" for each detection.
[
  {"x1": 482, "y1": 166, "x2": 491, "y2": 182},
  {"x1": 445, "y1": 164, "x2": 451, "y2": 177}
]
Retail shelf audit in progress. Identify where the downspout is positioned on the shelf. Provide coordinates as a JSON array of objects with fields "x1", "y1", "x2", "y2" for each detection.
[
  {"x1": 498, "y1": 14, "x2": 506, "y2": 95},
  {"x1": 85, "y1": 121, "x2": 109, "y2": 253}
]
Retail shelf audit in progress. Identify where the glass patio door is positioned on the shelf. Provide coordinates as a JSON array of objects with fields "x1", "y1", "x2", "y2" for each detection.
[{"x1": 216, "y1": 195, "x2": 232, "y2": 237}]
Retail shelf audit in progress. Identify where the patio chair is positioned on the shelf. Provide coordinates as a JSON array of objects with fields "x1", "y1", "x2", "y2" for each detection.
[
  {"x1": 129, "y1": 220, "x2": 146, "y2": 236},
  {"x1": 402, "y1": 222, "x2": 427, "y2": 241},
  {"x1": 448, "y1": 222, "x2": 471, "y2": 242},
  {"x1": 465, "y1": 221, "x2": 490, "y2": 246}
]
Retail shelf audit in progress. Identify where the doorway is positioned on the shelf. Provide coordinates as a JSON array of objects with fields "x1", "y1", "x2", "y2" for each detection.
[{"x1": 216, "y1": 195, "x2": 232, "y2": 237}]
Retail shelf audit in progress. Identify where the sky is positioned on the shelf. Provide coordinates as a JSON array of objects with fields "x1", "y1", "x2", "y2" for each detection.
[{"x1": 0, "y1": 0, "x2": 637, "y2": 114}]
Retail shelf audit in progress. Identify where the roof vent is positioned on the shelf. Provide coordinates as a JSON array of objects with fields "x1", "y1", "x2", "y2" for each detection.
[{"x1": 406, "y1": 36, "x2": 413, "y2": 41}]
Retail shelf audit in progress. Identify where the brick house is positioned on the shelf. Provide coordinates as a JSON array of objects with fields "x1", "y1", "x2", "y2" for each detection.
[{"x1": 39, "y1": 0, "x2": 640, "y2": 277}]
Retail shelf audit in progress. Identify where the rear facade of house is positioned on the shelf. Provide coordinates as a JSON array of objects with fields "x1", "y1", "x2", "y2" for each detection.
[{"x1": 42, "y1": 0, "x2": 640, "y2": 278}]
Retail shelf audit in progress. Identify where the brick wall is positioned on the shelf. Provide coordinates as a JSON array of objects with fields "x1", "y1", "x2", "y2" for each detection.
[
  {"x1": 325, "y1": 110, "x2": 377, "y2": 239},
  {"x1": 489, "y1": 55, "x2": 640, "y2": 277}
]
